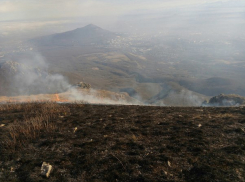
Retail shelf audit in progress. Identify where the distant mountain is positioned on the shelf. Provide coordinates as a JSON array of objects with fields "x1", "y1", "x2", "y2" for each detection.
[{"x1": 31, "y1": 24, "x2": 119, "y2": 46}]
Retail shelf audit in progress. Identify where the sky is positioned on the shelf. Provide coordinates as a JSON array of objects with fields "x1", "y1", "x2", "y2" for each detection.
[
  {"x1": 0, "y1": 0, "x2": 244, "y2": 39},
  {"x1": 0, "y1": 0, "x2": 244, "y2": 21}
]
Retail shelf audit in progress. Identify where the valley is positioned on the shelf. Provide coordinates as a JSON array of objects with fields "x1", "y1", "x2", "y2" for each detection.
[{"x1": 0, "y1": 24, "x2": 245, "y2": 106}]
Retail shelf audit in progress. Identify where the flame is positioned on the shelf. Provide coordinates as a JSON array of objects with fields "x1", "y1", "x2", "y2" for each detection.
[
  {"x1": 0, "y1": 89, "x2": 88, "y2": 103},
  {"x1": 55, "y1": 93, "x2": 60, "y2": 101},
  {"x1": 0, "y1": 93, "x2": 70, "y2": 103}
]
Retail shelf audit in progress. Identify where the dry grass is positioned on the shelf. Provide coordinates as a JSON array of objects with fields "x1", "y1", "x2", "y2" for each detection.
[
  {"x1": 0, "y1": 102, "x2": 71, "y2": 155},
  {"x1": 215, "y1": 113, "x2": 236, "y2": 118}
]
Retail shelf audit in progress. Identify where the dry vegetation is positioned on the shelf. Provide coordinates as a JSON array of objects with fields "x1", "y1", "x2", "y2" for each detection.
[
  {"x1": 0, "y1": 103, "x2": 245, "y2": 181},
  {"x1": 0, "y1": 102, "x2": 70, "y2": 156}
]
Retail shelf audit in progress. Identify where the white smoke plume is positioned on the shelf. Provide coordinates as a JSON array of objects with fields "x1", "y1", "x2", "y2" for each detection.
[
  {"x1": 3, "y1": 52, "x2": 139, "y2": 105},
  {"x1": 7, "y1": 53, "x2": 70, "y2": 95}
]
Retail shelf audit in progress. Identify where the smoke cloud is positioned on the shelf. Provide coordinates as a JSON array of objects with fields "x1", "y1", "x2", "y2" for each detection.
[
  {"x1": 5, "y1": 53, "x2": 69, "y2": 95},
  {"x1": 1, "y1": 52, "x2": 139, "y2": 105}
]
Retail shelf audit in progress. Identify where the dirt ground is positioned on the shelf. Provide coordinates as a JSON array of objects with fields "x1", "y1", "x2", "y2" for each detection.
[{"x1": 0, "y1": 103, "x2": 245, "y2": 182}]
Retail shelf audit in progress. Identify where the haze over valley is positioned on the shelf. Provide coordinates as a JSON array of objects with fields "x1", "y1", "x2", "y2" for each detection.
[{"x1": 0, "y1": 0, "x2": 245, "y2": 106}]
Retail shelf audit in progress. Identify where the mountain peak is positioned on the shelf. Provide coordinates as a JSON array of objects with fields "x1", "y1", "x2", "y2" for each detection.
[
  {"x1": 82, "y1": 24, "x2": 102, "y2": 30},
  {"x1": 85, "y1": 24, "x2": 100, "y2": 28},
  {"x1": 31, "y1": 23, "x2": 117, "y2": 46}
]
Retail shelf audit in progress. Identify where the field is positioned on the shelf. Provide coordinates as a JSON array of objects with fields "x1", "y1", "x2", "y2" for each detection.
[{"x1": 0, "y1": 103, "x2": 245, "y2": 181}]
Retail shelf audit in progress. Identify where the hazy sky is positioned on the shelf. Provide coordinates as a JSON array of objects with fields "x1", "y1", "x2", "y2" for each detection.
[
  {"x1": 0, "y1": 0, "x2": 244, "y2": 21},
  {"x1": 0, "y1": 0, "x2": 244, "y2": 38}
]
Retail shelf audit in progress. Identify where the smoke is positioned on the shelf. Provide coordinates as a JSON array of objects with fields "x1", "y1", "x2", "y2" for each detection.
[
  {"x1": 200, "y1": 93, "x2": 245, "y2": 107},
  {"x1": 3, "y1": 52, "x2": 139, "y2": 105},
  {"x1": 66, "y1": 88, "x2": 140, "y2": 105},
  {"x1": 169, "y1": 90, "x2": 204, "y2": 106},
  {"x1": 7, "y1": 53, "x2": 70, "y2": 95},
  {"x1": 202, "y1": 99, "x2": 241, "y2": 107},
  {"x1": 152, "y1": 89, "x2": 204, "y2": 106},
  {"x1": 0, "y1": 51, "x2": 216, "y2": 106}
]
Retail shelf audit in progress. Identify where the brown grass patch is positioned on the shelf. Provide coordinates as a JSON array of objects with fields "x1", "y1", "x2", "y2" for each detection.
[{"x1": 0, "y1": 102, "x2": 71, "y2": 155}]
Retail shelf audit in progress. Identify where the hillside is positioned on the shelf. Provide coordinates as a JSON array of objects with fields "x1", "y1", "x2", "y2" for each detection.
[
  {"x1": 0, "y1": 88, "x2": 141, "y2": 105},
  {"x1": 204, "y1": 94, "x2": 245, "y2": 106},
  {"x1": 0, "y1": 59, "x2": 208, "y2": 106},
  {"x1": 1, "y1": 24, "x2": 244, "y2": 105},
  {"x1": 0, "y1": 103, "x2": 245, "y2": 181},
  {"x1": 31, "y1": 24, "x2": 119, "y2": 46},
  {"x1": 179, "y1": 77, "x2": 245, "y2": 97}
]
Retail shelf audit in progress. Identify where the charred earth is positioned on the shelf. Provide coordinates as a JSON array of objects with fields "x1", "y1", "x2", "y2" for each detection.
[{"x1": 0, "y1": 103, "x2": 245, "y2": 181}]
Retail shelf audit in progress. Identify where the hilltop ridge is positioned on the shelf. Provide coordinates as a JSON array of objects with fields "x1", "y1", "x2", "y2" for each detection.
[{"x1": 32, "y1": 24, "x2": 118, "y2": 46}]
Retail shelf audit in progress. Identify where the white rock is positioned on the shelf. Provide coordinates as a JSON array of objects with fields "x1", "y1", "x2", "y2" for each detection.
[
  {"x1": 41, "y1": 162, "x2": 52, "y2": 178},
  {"x1": 10, "y1": 167, "x2": 14, "y2": 172},
  {"x1": 168, "y1": 161, "x2": 171, "y2": 167}
]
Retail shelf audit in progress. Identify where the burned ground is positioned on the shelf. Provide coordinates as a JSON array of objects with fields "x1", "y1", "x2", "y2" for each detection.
[{"x1": 0, "y1": 103, "x2": 245, "y2": 181}]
